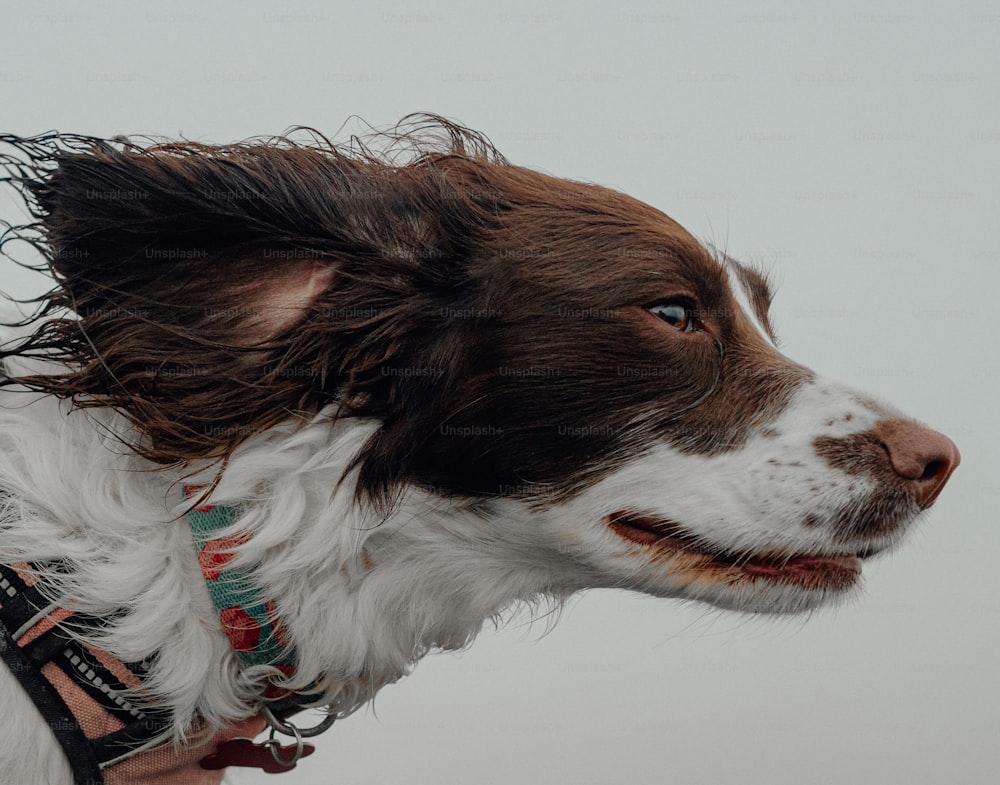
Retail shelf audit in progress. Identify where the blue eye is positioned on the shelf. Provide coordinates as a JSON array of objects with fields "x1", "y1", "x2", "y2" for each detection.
[{"x1": 648, "y1": 301, "x2": 696, "y2": 332}]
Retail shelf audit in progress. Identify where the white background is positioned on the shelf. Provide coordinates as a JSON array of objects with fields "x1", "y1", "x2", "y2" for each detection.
[{"x1": 1, "y1": 2, "x2": 996, "y2": 784}]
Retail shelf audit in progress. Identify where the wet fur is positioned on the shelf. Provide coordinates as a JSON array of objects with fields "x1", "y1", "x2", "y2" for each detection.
[{"x1": 0, "y1": 116, "x2": 948, "y2": 783}]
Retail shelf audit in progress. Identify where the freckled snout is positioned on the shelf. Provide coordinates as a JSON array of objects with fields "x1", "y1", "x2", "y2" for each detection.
[{"x1": 874, "y1": 419, "x2": 961, "y2": 508}]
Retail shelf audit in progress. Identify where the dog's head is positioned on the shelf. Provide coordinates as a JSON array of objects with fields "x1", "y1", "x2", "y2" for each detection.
[{"x1": 0, "y1": 116, "x2": 958, "y2": 619}]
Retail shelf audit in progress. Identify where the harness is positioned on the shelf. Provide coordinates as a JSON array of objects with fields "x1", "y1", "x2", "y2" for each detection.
[
  {"x1": 0, "y1": 490, "x2": 336, "y2": 784},
  {"x1": 0, "y1": 560, "x2": 171, "y2": 784}
]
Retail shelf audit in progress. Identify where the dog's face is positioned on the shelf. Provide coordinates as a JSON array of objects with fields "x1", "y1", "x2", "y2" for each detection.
[
  {"x1": 1, "y1": 119, "x2": 958, "y2": 621},
  {"x1": 391, "y1": 190, "x2": 960, "y2": 614}
]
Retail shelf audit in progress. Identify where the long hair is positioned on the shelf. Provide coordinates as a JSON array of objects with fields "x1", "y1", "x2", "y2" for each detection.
[
  {"x1": 0, "y1": 115, "x2": 739, "y2": 511},
  {"x1": 0, "y1": 117, "x2": 508, "y2": 488}
]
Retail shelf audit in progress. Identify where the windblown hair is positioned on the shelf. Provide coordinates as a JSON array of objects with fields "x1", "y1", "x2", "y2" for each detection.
[
  {"x1": 0, "y1": 118, "x2": 510, "y2": 496},
  {"x1": 0, "y1": 115, "x2": 733, "y2": 509}
]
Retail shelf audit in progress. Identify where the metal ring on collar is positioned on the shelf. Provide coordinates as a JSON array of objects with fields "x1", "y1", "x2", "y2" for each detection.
[
  {"x1": 260, "y1": 703, "x2": 338, "y2": 738},
  {"x1": 265, "y1": 724, "x2": 304, "y2": 768}
]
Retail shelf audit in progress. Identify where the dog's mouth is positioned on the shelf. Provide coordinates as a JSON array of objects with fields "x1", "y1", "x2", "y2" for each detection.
[{"x1": 606, "y1": 511, "x2": 871, "y2": 591}]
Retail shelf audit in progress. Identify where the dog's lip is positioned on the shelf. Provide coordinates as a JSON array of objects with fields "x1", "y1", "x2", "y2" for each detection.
[{"x1": 605, "y1": 511, "x2": 867, "y2": 589}]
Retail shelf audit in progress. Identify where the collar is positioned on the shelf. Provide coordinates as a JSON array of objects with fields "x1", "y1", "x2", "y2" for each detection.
[
  {"x1": 0, "y1": 553, "x2": 319, "y2": 783},
  {"x1": 0, "y1": 485, "x2": 332, "y2": 784},
  {"x1": 184, "y1": 488, "x2": 296, "y2": 674},
  {"x1": 183, "y1": 487, "x2": 336, "y2": 765}
]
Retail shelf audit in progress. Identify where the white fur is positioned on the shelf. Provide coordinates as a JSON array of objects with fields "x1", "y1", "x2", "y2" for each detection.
[
  {"x1": 0, "y1": 371, "x2": 583, "y2": 782},
  {"x1": 0, "y1": 310, "x2": 917, "y2": 782},
  {"x1": 722, "y1": 256, "x2": 777, "y2": 346},
  {"x1": 553, "y1": 376, "x2": 912, "y2": 614}
]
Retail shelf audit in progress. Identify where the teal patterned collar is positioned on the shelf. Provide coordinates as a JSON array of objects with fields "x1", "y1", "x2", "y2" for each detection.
[
  {"x1": 185, "y1": 487, "x2": 338, "y2": 769},
  {"x1": 184, "y1": 488, "x2": 296, "y2": 672}
]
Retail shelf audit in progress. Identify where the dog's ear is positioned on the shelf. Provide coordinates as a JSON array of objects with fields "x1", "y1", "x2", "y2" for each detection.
[
  {"x1": 0, "y1": 132, "x2": 482, "y2": 466},
  {"x1": 24, "y1": 137, "x2": 363, "y2": 345}
]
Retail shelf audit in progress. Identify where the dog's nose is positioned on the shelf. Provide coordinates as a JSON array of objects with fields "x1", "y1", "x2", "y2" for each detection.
[{"x1": 876, "y1": 419, "x2": 960, "y2": 508}]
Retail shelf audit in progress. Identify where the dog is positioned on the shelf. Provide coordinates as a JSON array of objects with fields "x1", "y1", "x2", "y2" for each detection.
[{"x1": 0, "y1": 115, "x2": 959, "y2": 784}]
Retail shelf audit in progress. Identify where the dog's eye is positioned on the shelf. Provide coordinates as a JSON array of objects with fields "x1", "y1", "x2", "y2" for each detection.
[{"x1": 647, "y1": 301, "x2": 697, "y2": 332}]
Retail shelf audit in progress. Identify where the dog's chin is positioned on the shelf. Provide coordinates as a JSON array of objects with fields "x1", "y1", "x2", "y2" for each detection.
[
  {"x1": 677, "y1": 579, "x2": 863, "y2": 615},
  {"x1": 605, "y1": 511, "x2": 881, "y2": 614}
]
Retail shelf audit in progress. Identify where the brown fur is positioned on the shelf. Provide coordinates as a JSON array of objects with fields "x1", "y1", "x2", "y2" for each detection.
[
  {"x1": 812, "y1": 425, "x2": 921, "y2": 541},
  {"x1": 1, "y1": 116, "x2": 810, "y2": 511}
]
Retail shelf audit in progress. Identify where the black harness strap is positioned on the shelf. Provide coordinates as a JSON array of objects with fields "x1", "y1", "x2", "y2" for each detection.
[
  {"x1": 0, "y1": 622, "x2": 103, "y2": 785},
  {"x1": 0, "y1": 561, "x2": 172, "y2": 784}
]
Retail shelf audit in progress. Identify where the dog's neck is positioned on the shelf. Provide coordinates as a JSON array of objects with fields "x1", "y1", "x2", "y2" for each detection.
[{"x1": 0, "y1": 390, "x2": 577, "y2": 737}]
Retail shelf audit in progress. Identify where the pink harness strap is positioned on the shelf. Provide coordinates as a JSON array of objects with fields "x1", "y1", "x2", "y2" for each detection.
[
  {"x1": 104, "y1": 716, "x2": 267, "y2": 785},
  {"x1": 0, "y1": 560, "x2": 281, "y2": 782},
  {"x1": 0, "y1": 490, "x2": 326, "y2": 782}
]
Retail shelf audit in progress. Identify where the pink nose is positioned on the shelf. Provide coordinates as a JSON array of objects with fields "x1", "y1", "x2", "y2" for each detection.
[{"x1": 875, "y1": 419, "x2": 961, "y2": 508}]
